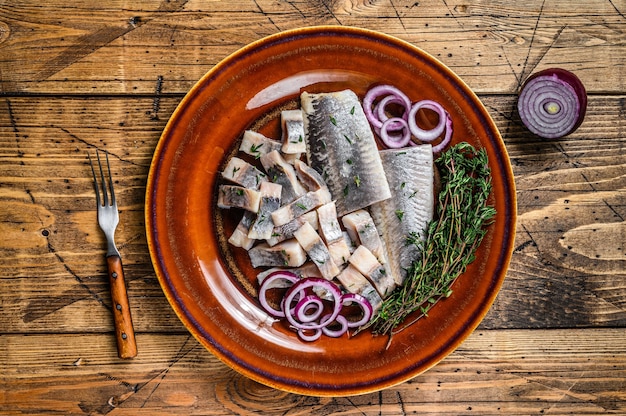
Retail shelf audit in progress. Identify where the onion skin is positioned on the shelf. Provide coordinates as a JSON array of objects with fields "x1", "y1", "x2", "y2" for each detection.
[{"x1": 518, "y1": 68, "x2": 587, "y2": 139}]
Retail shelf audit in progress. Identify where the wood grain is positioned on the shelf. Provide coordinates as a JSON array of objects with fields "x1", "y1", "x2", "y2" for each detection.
[
  {"x1": 3, "y1": 329, "x2": 625, "y2": 414},
  {"x1": 0, "y1": 1, "x2": 624, "y2": 94},
  {"x1": 1, "y1": 0, "x2": 625, "y2": 413}
]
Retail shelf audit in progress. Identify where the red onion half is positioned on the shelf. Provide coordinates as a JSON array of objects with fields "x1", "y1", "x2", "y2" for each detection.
[{"x1": 518, "y1": 68, "x2": 587, "y2": 139}]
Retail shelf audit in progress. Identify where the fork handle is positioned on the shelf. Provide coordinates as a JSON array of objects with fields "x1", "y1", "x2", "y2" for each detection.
[{"x1": 107, "y1": 255, "x2": 138, "y2": 359}]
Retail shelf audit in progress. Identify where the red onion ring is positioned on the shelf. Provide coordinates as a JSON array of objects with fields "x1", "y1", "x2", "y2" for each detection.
[
  {"x1": 283, "y1": 278, "x2": 343, "y2": 331},
  {"x1": 375, "y1": 94, "x2": 410, "y2": 129},
  {"x1": 258, "y1": 271, "x2": 299, "y2": 318},
  {"x1": 320, "y1": 314, "x2": 349, "y2": 338},
  {"x1": 518, "y1": 68, "x2": 587, "y2": 139},
  {"x1": 430, "y1": 115, "x2": 453, "y2": 154},
  {"x1": 408, "y1": 100, "x2": 448, "y2": 142},
  {"x1": 294, "y1": 294, "x2": 324, "y2": 323},
  {"x1": 341, "y1": 293, "x2": 374, "y2": 328},
  {"x1": 297, "y1": 327, "x2": 322, "y2": 342},
  {"x1": 379, "y1": 117, "x2": 411, "y2": 148},
  {"x1": 260, "y1": 275, "x2": 374, "y2": 341},
  {"x1": 363, "y1": 85, "x2": 412, "y2": 129}
]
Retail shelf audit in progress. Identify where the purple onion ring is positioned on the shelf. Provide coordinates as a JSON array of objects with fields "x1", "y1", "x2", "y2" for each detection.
[
  {"x1": 408, "y1": 100, "x2": 448, "y2": 142},
  {"x1": 363, "y1": 85, "x2": 412, "y2": 129}
]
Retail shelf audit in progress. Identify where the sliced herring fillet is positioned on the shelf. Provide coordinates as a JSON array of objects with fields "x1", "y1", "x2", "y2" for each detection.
[
  {"x1": 370, "y1": 145, "x2": 434, "y2": 286},
  {"x1": 326, "y1": 239, "x2": 351, "y2": 267},
  {"x1": 271, "y1": 187, "x2": 331, "y2": 227},
  {"x1": 317, "y1": 201, "x2": 351, "y2": 266},
  {"x1": 260, "y1": 150, "x2": 306, "y2": 204},
  {"x1": 348, "y1": 245, "x2": 396, "y2": 298},
  {"x1": 240, "y1": 130, "x2": 282, "y2": 159},
  {"x1": 342, "y1": 209, "x2": 387, "y2": 264},
  {"x1": 335, "y1": 264, "x2": 383, "y2": 313},
  {"x1": 294, "y1": 159, "x2": 326, "y2": 191},
  {"x1": 343, "y1": 231, "x2": 356, "y2": 253},
  {"x1": 217, "y1": 185, "x2": 261, "y2": 213},
  {"x1": 293, "y1": 222, "x2": 340, "y2": 280},
  {"x1": 317, "y1": 201, "x2": 343, "y2": 243},
  {"x1": 280, "y1": 110, "x2": 306, "y2": 155},
  {"x1": 221, "y1": 156, "x2": 266, "y2": 190},
  {"x1": 248, "y1": 181, "x2": 282, "y2": 240},
  {"x1": 266, "y1": 211, "x2": 318, "y2": 247},
  {"x1": 248, "y1": 239, "x2": 307, "y2": 268},
  {"x1": 228, "y1": 211, "x2": 256, "y2": 250},
  {"x1": 301, "y1": 89, "x2": 391, "y2": 216}
]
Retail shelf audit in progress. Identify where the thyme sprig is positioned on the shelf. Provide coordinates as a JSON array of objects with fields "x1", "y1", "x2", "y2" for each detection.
[{"x1": 365, "y1": 142, "x2": 496, "y2": 345}]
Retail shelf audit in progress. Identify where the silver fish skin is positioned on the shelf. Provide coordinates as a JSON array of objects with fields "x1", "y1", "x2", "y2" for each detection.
[
  {"x1": 248, "y1": 181, "x2": 282, "y2": 240},
  {"x1": 370, "y1": 144, "x2": 434, "y2": 286},
  {"x1": 221, "y1": 156, "x2": 266, "y2": 190},
  {"x1": 228, "y1": 211, "x2": 256, "y2": 250},
  {"x1": 293, "y1": 159, "x2": 326, "y2": 191},
  {"x1": 348, "y1": 245, "x2": 396, "y2": 298},
  {"x1": 266, "y1": 210, "x2": 319, "y2": 247},
  {"x1": 317, "y1": 201, "x2": 351, "y2": 266},
  {"x1": 293, "y1": 222, "x2": 340, "y2": 280},
  {"x1": 240, "y1": 130, "x2": 282, "y2": 159},
  {"x1": 341, "y1": 209, "x2": 387, "y2": 265},
  {"x1": 280, "y1": 110, "x2": 306, "y2": 155},
  {"x1": 217, "y1": 185, "x2": 261, "y2": 213},
  {"x1": 316, "y1": 201, "x2": 343, "y2": 243},
  {"x1": 260, "y1": 150, "x2": 307, "y2": 204},
  {"x1": 301, "y1": 89, "x2": 391, "y2": 216},
  {"x1": 271, "y1": 187, "x2": 332, "y2": 227},
  {"x1": 335, "y1": 264, "x2": 383, "y2": 313},
  {"x1": 248, "y1": 239, "x2": 307, "y2": 268}
]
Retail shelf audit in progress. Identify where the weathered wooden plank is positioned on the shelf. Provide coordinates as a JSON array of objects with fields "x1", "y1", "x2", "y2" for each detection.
[
  {"x1": 0, "y1": 0, "x2": 624, "y2": 94},
  {"x1": 3, "y1": 329, "x2": 626, "y2": 414},
  {"x1": 1, "y1": 94, "x2": 625, "y2": 333}
]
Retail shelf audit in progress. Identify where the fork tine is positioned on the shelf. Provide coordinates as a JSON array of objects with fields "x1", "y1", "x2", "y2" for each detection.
[
  {"x1": 104, "y1": 150, "x2": 116, "y2": 206},
  {"x1": 88, "y1": 152, "x2": 101, "y2": 207},
  {"x1": 96, "y1": 150, "x2": 109, "y2": 207}
]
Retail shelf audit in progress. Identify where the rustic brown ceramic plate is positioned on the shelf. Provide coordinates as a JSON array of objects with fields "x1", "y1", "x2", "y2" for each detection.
[{"x1": 146, "y1": 26, "x2": 516, "y2": 396}]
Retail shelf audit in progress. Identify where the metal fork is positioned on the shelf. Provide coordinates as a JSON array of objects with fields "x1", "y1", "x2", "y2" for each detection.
[{"x1": 89, "y1": 150, "x2": 138, "y2": 359}]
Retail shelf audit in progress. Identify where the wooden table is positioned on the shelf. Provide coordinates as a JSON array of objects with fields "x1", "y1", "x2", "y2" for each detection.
[{"x1": 2, "y1": 1, "x2": 625, "y2": 414}]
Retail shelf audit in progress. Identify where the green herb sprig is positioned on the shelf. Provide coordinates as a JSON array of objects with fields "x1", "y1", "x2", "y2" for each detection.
[{"x1": 364, "y1": 142, "x2": 496, "y2": 345}]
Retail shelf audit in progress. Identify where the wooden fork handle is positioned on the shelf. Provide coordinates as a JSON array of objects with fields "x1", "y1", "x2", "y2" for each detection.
[{"x1": 106, "y1": 255, "x2": 138, "y2": 359}]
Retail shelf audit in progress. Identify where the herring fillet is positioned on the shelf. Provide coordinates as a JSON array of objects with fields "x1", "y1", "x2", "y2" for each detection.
[
  {"x1": 260, "y1": 150, "x2": 306, "y2": 204},
  {"x1": 248, "y1": 181, "x2": 282, "y2": 240},
  {"x1": 239, "y1": 130, "x2": 282, "y2": 159},
  {"x1": 265, "y1": 210, "x2": 319, "y2": 247},
  {"x1": 228, "y1": 211, "x2": 256, "y2": 250},
  {"x1": 301, "y1": 89, "x2": 391, "y2": 216},
  {"x1": 248, "y1": 240, "x2": 307, "y2": 268},
  {"x1": 217, "y1": 185, "x2": 261, "y2": 213},
  {"x1": 370, "y1": 145, "x2": 435, "y2": 286},
  {"x1": 293, "y1": 222, "x2": 340, "y2": 280},
  {"x1": 221, "y1": 156, "x2": 266, "y2": 190}
]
